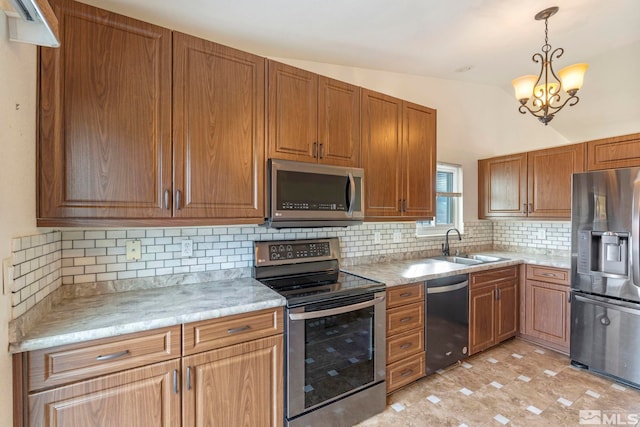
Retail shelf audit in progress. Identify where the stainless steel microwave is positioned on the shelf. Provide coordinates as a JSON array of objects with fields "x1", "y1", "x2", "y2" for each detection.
[{"x1": 267, "y1": 159, "x2": 364, "y2": 228}]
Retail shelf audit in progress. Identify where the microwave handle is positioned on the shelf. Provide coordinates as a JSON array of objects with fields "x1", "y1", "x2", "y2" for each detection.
[{"x1": 347, "y1": 173, "x2": 356, "y2": 216}]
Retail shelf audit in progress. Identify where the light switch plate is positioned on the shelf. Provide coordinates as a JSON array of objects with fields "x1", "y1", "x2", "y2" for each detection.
[{"x1": 125, "y1": 240, "x2": 142, "y2": 261}]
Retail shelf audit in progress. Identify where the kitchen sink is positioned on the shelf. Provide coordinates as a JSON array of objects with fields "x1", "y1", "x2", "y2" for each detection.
[
  {"x1": 433, "y1": 256, "x2": 483, "y2": 265},
  {"x1": 432, "y1": 254, "x2": 509, "y2": 265}
]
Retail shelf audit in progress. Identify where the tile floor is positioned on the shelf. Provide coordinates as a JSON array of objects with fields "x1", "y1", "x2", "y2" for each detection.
[{"x1": 357, "y1": 338, "x2": 640, "y2": 426}]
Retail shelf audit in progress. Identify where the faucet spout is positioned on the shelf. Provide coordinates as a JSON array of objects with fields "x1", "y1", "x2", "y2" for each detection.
[{"x1": 442, "y1": 228, "x2": 462, "y2": 256}]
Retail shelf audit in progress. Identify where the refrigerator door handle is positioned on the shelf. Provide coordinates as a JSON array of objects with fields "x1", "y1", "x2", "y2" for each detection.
[{"x1": 633, "y1": 172, "x2": 640, "y2": 287}]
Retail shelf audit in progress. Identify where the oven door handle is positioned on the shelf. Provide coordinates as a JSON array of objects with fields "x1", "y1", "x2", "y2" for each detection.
[{"x1": 289, "y1": 296, "x2": 386, "y2": 321}]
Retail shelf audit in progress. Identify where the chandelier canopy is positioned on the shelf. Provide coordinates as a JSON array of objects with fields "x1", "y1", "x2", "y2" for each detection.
[{"x1": 512, "y1": 6, "x2": 588, "y2": 125}]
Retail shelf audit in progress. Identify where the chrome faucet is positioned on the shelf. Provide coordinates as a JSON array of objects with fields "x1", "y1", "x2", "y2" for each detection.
[{"x1": 442, "y1": 228, "x2": 462, "y2": 256}]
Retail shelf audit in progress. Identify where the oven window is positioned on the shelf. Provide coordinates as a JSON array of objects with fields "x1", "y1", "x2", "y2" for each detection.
[{"x1": 303, "y1": 305, "x2": 375, "y2": 409}]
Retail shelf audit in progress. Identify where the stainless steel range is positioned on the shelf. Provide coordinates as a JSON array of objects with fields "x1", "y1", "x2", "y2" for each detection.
[{"x1": 253, "y1": 238, "x2": 386, "y2": 427}]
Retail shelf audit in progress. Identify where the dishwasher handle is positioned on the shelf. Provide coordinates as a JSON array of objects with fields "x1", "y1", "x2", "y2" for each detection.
[{"x1": 426, "y1": 281, "x2": 468, "y2": 295}]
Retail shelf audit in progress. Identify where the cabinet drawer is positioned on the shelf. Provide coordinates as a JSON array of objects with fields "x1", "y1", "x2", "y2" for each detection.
[
  {"x1": 386, "y1": 351, "x2": 426, "y2": 393},
  {"x1": 386, "y1": 328, "x2": 424, "y2": 364},
  {"x1": 386, "y1": 302, "x2": 424, "y2": 335},
  {"x1": 471, "y1": 266, "x2": 518, "y2": 288},
  {"x1": 183, "y1": 307, "x2": 283, "y2": 355},
  {"x1": 386, "y1": 283, "x2": 424, "y2": 308},
  {"x1": 526, "y1": 264, "x2": 569, "y2": 286},
  {"x1": 28, "y1": 325, "x2": 181, "y2": 391}
]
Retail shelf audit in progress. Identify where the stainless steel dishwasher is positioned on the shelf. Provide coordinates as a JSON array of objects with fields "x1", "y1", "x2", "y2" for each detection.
[{"x1": 425, "y1": 273, "x2": 469, "y2": 375}]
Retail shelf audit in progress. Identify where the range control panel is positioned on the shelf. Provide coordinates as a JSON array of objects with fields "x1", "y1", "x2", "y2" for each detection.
[
  {"x1": 254, "y1": 238, "x2": 339, "y2": 266},
  {"x1": 268, "y1": 241, "x2": 331, "y2": 261}
]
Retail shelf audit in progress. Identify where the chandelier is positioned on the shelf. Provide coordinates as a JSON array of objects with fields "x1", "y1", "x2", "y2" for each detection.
[{"x1": 512, "y1": 6, "x2": 588, "y2": 125}]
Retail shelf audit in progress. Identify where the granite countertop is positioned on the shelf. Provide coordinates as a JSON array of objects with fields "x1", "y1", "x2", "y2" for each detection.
[
  {"x1": 9, "y1": 250, "x2": 569, "y2": 354},
  {"x1": 9, "y1": 277, "x2": 286, "y2": 354},
  {"x1": 342, "y1": 251, "x2": 570, "y2": 287}
]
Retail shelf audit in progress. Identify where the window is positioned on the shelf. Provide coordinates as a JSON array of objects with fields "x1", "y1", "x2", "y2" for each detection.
[{"x1": 416, "y1": 162, "x2": 463, "y2": 236}]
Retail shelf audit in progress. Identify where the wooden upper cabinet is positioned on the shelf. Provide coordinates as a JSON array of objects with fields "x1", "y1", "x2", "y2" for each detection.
[
  {"x1": 586, "y1": 133, "x2": 640, "y2": 170},
  {"x1": 267, "y1": 61, "x2": 318, "y2": 162},
  {"x1": 172, "y1": 32, "x2": 265, "y2": 220},
  {"x1": 527, "y1": 143, "x2": 585, "y2": 218},
  {"x1": 268, "y1": 61, "x2": 361, "y2": 166},
  {"x1": 361, "y1": 89, "x2": 436, "y2": 220},
  {"x1": 38, "y1": 0, "x2": 172, "y2": 223},
  {"x1": 403, "y1": 102, "x2": 436, "y2": 218},
  {"x1": 478, "y1": 153, "x2": 527, "y2": 218},
  {"x1": 317, "y1": 76, "x2": 361, "y2": 166},
  {"x1": 38, "y1": 1, "x2": 266, "y2": 225},
  {"x1": 361, "y1": 89, "x2": 403, "y2": 217},
  {"x1": 479, "y1": 143, "x2": 584, "y2": 219}
]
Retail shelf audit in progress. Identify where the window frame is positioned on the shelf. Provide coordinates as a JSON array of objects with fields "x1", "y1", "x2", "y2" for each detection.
[{"x1": 416, "y1": 162, "x2": 463, "y2": 237}]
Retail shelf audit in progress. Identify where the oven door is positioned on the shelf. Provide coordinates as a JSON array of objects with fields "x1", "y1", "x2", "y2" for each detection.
[{"x1": 285, "y1": 291, "x2": 386, "y2": 419}]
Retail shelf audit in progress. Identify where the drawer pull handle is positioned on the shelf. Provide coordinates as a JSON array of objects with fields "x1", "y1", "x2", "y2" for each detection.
[
  {"x1": 96, "y1": 350, "x2": 130, "y2": 361},
  {"x1": 399, "y1": 292, "x2": 413, "y2": 298},
  {"x1": 227, "y1": 325, "x2": 251, "y2": 334},
  {"x1": 173, "y1": 369, "x2": 179, "y2": 394},
  {"x1": 187, "y1": 366, "x2": 192, "y2": 390},
  {"x1": 399, "y1": 342, "x2": 413, "y2": 350},
  {"x1": 400, "y1": 369, "x2": 414, "y2": 377},
  {"x1": 399, "y1": 317, "x2": 413, "y2": 323},
  {"x1": 540, "y1": 272, "x2": 556, "y2": 277}
]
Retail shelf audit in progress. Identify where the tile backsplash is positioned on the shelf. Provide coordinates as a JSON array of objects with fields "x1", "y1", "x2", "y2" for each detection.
[{"x1": 8, "y1": 219, "x2": 568, "y2": 319}]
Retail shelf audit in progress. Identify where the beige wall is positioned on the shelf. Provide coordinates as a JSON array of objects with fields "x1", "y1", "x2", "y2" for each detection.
[{"x1": 0, "y1": 15, "x2": 38, "y2": 426}]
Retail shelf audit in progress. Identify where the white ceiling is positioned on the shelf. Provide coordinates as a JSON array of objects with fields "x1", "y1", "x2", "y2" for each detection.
[{"x1": 76, "y1": 0, "x2": 640, "y2": 140}]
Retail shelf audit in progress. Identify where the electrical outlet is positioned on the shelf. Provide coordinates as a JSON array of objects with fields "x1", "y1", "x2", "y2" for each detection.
[
  {"x1": 374, "y1": 232, "x2": 381, "y2": 244},
  {"x1": 537, "y1": 228, "x2": 547, "y2": 240},
  {"x1": 393, "y1": 231, "x2": 402, "y2": 243},
  {"x1": 181, "y1": 239, "x2": 193, "y2": 257},
  {"x1": 125, "y1": 240, "x2": 142, "y2": 261}
]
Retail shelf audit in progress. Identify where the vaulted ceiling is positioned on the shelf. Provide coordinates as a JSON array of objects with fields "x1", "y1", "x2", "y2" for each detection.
[{"x1": 76, "y1": 0, "x2": 640, "y2": 141}]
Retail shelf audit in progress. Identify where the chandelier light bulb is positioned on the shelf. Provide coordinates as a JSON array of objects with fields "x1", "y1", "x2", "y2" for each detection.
[{"x1": 512, "y1": 6, "x2": 588, "y2": 125}]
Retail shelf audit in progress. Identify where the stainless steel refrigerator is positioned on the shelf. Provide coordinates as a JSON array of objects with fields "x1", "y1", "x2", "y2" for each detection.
[{"x1": 571, "y1": 167, "x2": 640, "y2": 388}]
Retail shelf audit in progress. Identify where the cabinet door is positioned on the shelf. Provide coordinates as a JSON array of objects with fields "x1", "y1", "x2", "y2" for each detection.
[
  {"x1": 528, "y1": 143, "x2": 584, "y2": 218},
  {"x1": 402, "y1": 101, "x2": 436, "y2": 218},
  {"x1": 173, "y1": 33, "x2": 265, "y2": 220},
  {"x1": 317, "y1": 76, "x2": 361, "y2": 167},
  {"x1": 586, "y1": 133, "x2": 640, "y2": 170},
  {"x1": 38, "y1": 0, "x2": 172, "y2": 223},
  {"x1": 495, "y1": 280, "x2": 518, "y2": 343},
  {"x1": 29, "y1": 359, "x2": 180, "y2": 427},
  {"x1": 182, "y1": 335, "x2": 283, "y2": 427},
  {"x1": 469, "y1": 284, "x2": 496, "y2": 355},
  {"x1": 267, "y1": 61, "x2": 318, "y2": 162},
  {"x1": 361, "y1": 89, "x2": 403, "y2": 217},
  {"x1": 524, "y1": 280, "x2": 570, "y2": 352},
  {"x1": 478, "y1": 153, "x2": 527, "y2": 218}
]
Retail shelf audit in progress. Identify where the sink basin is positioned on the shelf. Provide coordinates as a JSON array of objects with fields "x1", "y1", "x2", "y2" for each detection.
[
  {"x1": 432, "y1": 256, "x2": 483, "y2": 265},
  {"x1": 466, "y1": 254, "x2": 504, "y2": 263},
  {"x1": 431, "y1": 254, "x2": 509, "y2": 266}
]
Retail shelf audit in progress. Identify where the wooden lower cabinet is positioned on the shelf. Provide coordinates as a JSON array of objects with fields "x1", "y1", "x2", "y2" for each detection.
[
  {"x1": 385, "y1": 283, "x2": 425, "y2": 393},
  {"x1": 19, "y1": 310, "x2": 284, "y2": 427},
  {"x1": 521, "y1": 265, "x2": 571, "y2": 353},
  {"x1": 182, "y1": 335, "x2": 283, "y2": 427},
  {"x1": 29, "y1": 359, "x2": 181, "y2": 427},
  {"x1": 469, "y1": 266, "x2": 518, "y2": 355}
]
